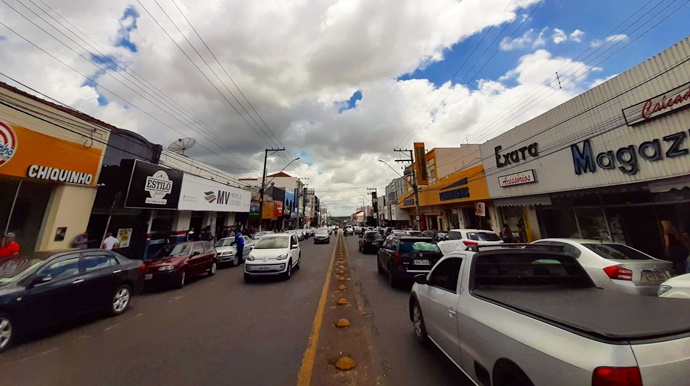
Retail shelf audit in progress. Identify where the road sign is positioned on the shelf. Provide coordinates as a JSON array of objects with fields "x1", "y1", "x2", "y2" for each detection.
[{"x1": 415, "y1": 215, "x2": 420, "y2": 221}]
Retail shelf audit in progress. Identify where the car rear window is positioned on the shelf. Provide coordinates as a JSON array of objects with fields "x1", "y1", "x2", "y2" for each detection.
[
  {"x1": 364, "y1": 232, "x2": 382, "y2": 240},
  {"x1": 399, "y1": 241, "x2": 440, "y2": 253},
  {"x1": 467, "y1": 232, "x2": 501, "y2": 241},
  {"x1": 582, "y1": 243, "x2": 653, "y2": 261},
  {"x1": 473, "y1": 253, "x2": 591, "y2": 287}
]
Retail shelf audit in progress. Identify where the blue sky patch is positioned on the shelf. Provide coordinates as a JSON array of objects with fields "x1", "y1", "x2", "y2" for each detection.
[
  {"x1": 338, "y1": 90, "x2": 362, "y2": 113},
  {"x1": 116, "y1": 6, "x2": 139, "y2": 53}
]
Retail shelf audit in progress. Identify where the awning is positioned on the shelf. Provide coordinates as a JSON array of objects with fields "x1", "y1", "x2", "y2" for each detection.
[
  {"x1": 494, "y1": 195, "x2": 552, "y2": 207},
  {"x1": 648, "y1": 176, "x2": 690, "y2": 193}
]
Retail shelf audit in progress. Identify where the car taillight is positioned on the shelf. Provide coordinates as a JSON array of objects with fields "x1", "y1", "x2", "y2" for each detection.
[
  {"x1": 394, "y1": 252, "x2": 401, "y2": 264},
  {"x1": 140, "y1": 263, "x2": 146, "y2": 270},
  {"x1": 592, "y1": 367, "x2": 642, "y2": 386},
  {"x1": 603, "y1": 265, "x2": 633, "y2": 281},
  {"x1": 462, "y1": 240, "x2": 478, "y2": 246}
]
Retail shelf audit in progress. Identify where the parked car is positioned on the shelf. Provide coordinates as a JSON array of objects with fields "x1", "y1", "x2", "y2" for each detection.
[
  {"x1": 244, "y1": 233, "x2": 301, "y2": 282},
  {"x1": 436, "y1": 228, "x2": 503, "y2": 255},
  {"x1": 214, "y1": 236, "x2": 254, "y2": 266},
  {"x1": 0, "y1": 250, "x2": 145, "y2": 353},
  {"x1": 409, "y1": 244, "x2": 690, "y2": 386},
  {"x1": 377, "y1": 236, "x2": 443, "y2": 287},
  {"x1": 314, "y1": 228, "x2": 331, "y2": 244},
  {"x1": 144, "y1": 241, "x2": 218, "y2": 289},
  {"x1": 532, "y1": 239, "x2": 672, "y2": 296},
  {"x1": 359, "y1": 230, "x2": 384, "y2": 254},
  {"x1": 252, "y1": 231, "x2": 274, "y2": 240},
  {"x1": 658, "y1": 273, "x2": 690, "y2": 298}
]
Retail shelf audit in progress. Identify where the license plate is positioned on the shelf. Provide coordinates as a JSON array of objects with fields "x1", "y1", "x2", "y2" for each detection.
[
  {"x1": 145, "y1": 274, "x2": 152, "y2": 280},
  {"x1": 257, "y1": 266, "x2": 271, "y2": 271},
  {"x1": 645, "y1": 272, "x2": 667, "y2": 281},
  {"x1": 414, "y1": 259, "x2": 430, "y2": 266}
]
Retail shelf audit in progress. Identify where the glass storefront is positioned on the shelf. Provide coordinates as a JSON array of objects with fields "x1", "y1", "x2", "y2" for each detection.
[{"x1": 0, "y1": 176, "x2": 54, "y2": 252}]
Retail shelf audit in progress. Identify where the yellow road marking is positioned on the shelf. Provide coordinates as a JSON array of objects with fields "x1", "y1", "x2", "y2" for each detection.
[{"x1": 296, "y1": 231, "x2": 340, "y2": 386}]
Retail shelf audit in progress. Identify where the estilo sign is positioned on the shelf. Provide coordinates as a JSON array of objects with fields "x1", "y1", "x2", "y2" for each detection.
[
  {"x1": 498, "y1": 170, "x2": 537, "y2": 187},
  {"x1": 623, "y1": 81, "x2": 690, "y2": 126},
  {"x1": 124, "y1": 160, "x2": 183, "y2": 209}
]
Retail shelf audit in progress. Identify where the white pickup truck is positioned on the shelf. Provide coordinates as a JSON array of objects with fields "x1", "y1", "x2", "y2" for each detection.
[{"x1": 409, "y1": 244, "x2": 690, "y2": 386}]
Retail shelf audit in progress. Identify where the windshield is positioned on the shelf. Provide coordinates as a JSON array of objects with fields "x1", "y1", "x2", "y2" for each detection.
[
  {"x1": 400, "y1": 241, "x2": 440, "y2": 253},
  {"x1": 468, "y1": 232, "x2": 501, "y2": 241},
  {"x1": 583, "y1": 243, "x2": 654, "y2": 261},
  {"x1": 0, "y1": 252, "x2": 56, "y2": 285},
  {"x1": 169, "y1": 243, "x2": 193, "y2": 257},
  {"x1": 215, "y1": 238, "x2": 234, "y2": 247},
  {"x1": 255, "y1": 237, "x2": 289, "y2": 249}
]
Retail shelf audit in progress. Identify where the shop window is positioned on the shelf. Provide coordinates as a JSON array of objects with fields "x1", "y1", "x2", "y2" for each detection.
[
  {"x1": 539, "y1": 208, "x2": 580, "y2": 239},
  {"x1": 574, "y1": 207, "x2": 611, "y2": 241},
  {"x1": 0, "y1": 177, "x2": 53, "y2": 252}
]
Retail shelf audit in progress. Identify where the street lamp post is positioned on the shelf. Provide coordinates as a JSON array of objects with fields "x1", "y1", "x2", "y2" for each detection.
[{"x1": 378, "y1": 159, "x2": 421, "y2": 231}]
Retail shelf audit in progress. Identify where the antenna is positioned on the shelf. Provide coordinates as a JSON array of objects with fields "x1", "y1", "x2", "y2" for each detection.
[{"x1": 168, "y1": 138, "x2": 197, "y2": 156}]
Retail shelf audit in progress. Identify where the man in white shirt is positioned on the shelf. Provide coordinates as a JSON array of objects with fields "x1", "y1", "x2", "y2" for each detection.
[{"x1": 101, "y1": 232, "x2": 120, "y2": 250}]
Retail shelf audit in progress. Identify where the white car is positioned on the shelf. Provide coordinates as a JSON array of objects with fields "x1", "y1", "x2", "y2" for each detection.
[
  {"x1": 436, "y1": 229, "x2": 503, "y2": 255},
  {"x1": 658, "y1": 273, "x2": 690, "y2": 298},
  {"x1": 252, "y1": 231, "x2": 274, "y2": 240},
  {"x1": 214, "y1": 236, "x2": 254, "y2": 266},
  {"x1": 244, "y1": 233, "x2": 301, "y2": 282},
  {"x1": 533, "y1": 239, "x2": 672, "y2": 296}
]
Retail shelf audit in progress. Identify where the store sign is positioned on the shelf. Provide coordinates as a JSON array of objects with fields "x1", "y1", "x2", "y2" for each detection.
[
  {"x1": 27, "y1": 165, "x2": 93, "y2": 185},
  {"x1": 498, "y1": 170, "x2": 537, "y2": 187},
  {"x1": 414, "y1": 142, "x2": 429, "y2": 185},
  {"x1": 0, "y1": 120, "x2": 102, "y2": 184},
  {"x1": 571, "y1": 130, "x2": 690, "y2": 176},
  {"x1": 623, "y1": 82, "x2": 690, "y2": 126},
  {"x1": 178, "y1": 173, "x2": 250, "y2": 212},
  {"x1": 0, "y1": 122, "x2": 18, "y2": 167},
  {"x1": 125, "y1": 160, "x2": 182, "y2": 209},
  {"x1": 475, "y1": 202, "x2": 486, "y2": 217},
  {"x1": 276, "y1": 201, "x2": 283, "y2": 216},
  {"x1": 495, "y1": 143, "x2": 539, "y2": 168}
]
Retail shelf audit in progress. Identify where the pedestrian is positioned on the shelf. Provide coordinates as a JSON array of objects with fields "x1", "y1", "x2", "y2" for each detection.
[
  {"x1": 0, "y1": 232, "x2": 20, "y2": 258},
  {"x1": 661, "y1": 220, "x2": 689, "y2": 275},
  {"x1": 187, "y1": 227, "x2": 196, "y2": 242},
  {"x1": 501, "y1": 224, "x2": 514, "y2": 243},
  {"x1": 101, "y1": 232, "x2": 120, "y2": 250},
  {"x1": 71, "y1": 231, "x2": 90, "y2": 249},
  {"x1": 234, "y1": 227, "x2": 245, "y2": 262}
]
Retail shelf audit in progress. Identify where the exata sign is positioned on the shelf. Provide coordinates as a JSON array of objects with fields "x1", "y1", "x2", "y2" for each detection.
[
  {"x1": 623, "y1": 82, "x2": 690, "y2": 126},
  {"x1": 498, "y1": 170, "x2": 537, "y2": 187}
]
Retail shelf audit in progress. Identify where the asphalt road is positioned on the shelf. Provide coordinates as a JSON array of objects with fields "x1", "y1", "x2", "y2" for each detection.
[
  {"x1": 344, "y1": 234, "x2": 473, "y2": 386},
  {"x1": 1, "y1": 233, "x2": 473, "y2": 386},
  {"x1": 0, "y1": 239, "x2": 334, "y2": 386}
]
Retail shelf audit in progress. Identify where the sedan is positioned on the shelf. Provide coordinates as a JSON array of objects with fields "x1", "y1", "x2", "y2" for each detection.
[
  {"x1": 244, "y1": 233, "x2": 301, "y2": 282},
  {"x1": 658, "y1": 273, "x2": 690, "y2": 298},
  {"x1": 0, "y1": 250, "x2": 144, "y2": 353},
  {"x1": 533, "y1": 239, "x2": 673, "y2": 296},
  {"x1": 359, "y1": 231, "x2": 384, "y2": 254},
  {"x1": 314, "y1": 229, "x2": 331, "y2": 244},
  {"x1": 144, "y1": 241, "x2": 218, "y2": 289},
  {"x1": 215, "y1": 236, "x2": 254, "y2": 266}
]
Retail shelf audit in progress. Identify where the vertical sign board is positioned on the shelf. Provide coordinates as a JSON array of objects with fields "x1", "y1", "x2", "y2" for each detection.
[
  {"x1": 414, "y1": 142, "x2": 429, "y2": 186},
  {"x1": 371, "y1": 191, "x2": 378, "y2": 213}
]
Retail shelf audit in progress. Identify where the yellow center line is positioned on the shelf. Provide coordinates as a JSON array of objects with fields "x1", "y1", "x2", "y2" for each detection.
[{"x1": 296, "y1": 230, "x2": 340, "y2": 386}]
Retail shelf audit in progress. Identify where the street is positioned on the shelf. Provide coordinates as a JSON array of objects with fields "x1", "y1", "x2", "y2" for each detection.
[{"x1": 0, "y1": 233, "x2": 468, "y2": 386}]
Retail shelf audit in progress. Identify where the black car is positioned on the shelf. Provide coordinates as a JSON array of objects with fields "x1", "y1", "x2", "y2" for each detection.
[
  {"x1": 377, "y1": 236, "x2": 443, "y2": 288},
  {"x1": 0, "y1": 249, "x2": 145, "y2": 352},
  {"x1": 359, "y1": 231, "x2": 384, "y2": 254}
]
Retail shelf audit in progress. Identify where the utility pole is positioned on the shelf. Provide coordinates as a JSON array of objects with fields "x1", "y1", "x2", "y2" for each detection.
[
  {"x1": 367, "y1": 187, "x2": 379, "y2": 228},
  {"x1": 394, "y1": 148, "x2": 421, "y2": 231},
  {"x1": 259, "y1": 148, "x2": 285, "y2": 231}
]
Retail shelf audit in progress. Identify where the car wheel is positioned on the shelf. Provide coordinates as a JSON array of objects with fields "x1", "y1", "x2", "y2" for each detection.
[
  {"x1": 208, "y1": 262, "x2": 217, "y2": 276},
  {"x1": 377, "y1": 257, "x2": 384, "y2": 275},
  {"x1": 284, "y1": 259, "x2": 292, "y2": 280},
  {"x1": 412, "y1": 300, "x2": 429, "y2": 345},
  {"x1": 0, "y1": 314, "x2": 14, "y2": 353},
  {"x1": 175, "y1": 270, "x2": 186, "y2": 289},
  {"x1": 110, "y1": 285, "x2": 131, "y2": 316},
  {"x1": 244, "y1": 273, "x2": 253, "y2": 283},
  {"x1": 388, "y1": 261, "x2": 399, "y2": 288}
]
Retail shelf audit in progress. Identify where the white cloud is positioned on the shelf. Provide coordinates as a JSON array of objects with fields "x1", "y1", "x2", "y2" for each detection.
[
  {"x1": 591, "y1": 34, "x2": 628, "y2": 47},
  {"x1": 500, "y1": 28, "x2": 547, "y2": 51},
  {"x1": 552, "y1": 28, "x2": 568, "y2": 44},
  {"x1": 0, "y1": 0, "x2": 606, "y2": 215},
  {"x1": 570, "y1": 29, "x2": 585, "y2": 43}
]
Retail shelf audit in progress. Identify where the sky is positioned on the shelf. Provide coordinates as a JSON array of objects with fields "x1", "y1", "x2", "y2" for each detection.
[{"x1": 1, "y1": 0, "x2": 688, "y2": 216}]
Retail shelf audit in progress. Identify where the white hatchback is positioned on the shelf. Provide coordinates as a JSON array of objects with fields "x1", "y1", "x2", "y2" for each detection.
[
  {"x1": 244, "y1": 233, "x2": 301, "y2": 282},
  {"x1": 436, "y1": 229, "x2": 503, "y2": 255}
]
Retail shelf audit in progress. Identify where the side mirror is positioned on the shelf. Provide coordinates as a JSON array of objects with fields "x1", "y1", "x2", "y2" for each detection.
[
  {"x1": 291, "y1": 244, "x2": 298, "y2": 249},
  {"x1": 413, "y1": 274, "x2": 427, "y2": 285},
  {"x1": 32, "y1": 273, "x2": 52, "y2": 286}
]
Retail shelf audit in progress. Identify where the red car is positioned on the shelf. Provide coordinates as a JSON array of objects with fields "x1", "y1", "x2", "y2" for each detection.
[{"x1": 144, "y1": 241, "x2": 218, "y2": 289}]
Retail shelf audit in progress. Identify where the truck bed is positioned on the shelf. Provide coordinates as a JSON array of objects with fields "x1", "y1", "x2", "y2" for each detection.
[{"x1": 472, "y1": 286, "x2": 690, "y2": 342}]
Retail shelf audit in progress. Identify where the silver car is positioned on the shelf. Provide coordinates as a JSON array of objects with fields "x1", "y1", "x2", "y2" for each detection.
[
  {"x1": 214, "y1": 236, "x2": 254, "y2": 266},
  {"x1": 533, "y1": 239, "x2": 672, "y2": 296}
]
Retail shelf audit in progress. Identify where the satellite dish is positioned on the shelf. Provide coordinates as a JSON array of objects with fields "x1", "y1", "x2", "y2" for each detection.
[{"x1": 168, "y1": 138, "x2": 196, "y2": 155}]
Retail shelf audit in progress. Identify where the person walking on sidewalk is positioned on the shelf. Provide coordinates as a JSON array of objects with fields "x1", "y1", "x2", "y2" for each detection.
[{"x1": 234, "y1": 228, "x2": 245, "y2": 263}]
